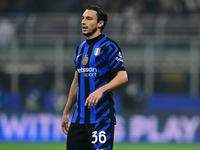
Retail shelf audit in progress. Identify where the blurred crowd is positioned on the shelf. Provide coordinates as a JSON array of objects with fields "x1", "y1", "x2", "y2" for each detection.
[
  {"x1": 0, "y1": 0, "x2": 200, "y2": 14},
  {"x1": 0, "y1": 0, "x2": 198, "y2": 113},
  {"x1": 0, "y1": 76, "x2": 70, "y2": 113}
]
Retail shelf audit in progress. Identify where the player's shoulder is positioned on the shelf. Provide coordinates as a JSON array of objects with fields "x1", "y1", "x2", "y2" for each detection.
[
  {"x1": 75, "y1": 40, "x2": 86, "y2": 54},
  {"x1": 77, "y1": 40, "x2": 86, "y2": 48},
  {"x1": 103, "y1": 35, "x2": 120, "y2": 47}
]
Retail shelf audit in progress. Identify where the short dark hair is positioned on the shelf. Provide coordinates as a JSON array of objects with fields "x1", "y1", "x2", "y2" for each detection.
[{"x1": 86, "y1": 5, "x2": 108, "y2": 32}]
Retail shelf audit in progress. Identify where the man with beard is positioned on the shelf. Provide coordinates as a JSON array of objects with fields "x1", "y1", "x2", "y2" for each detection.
[{"x1": 61, "y1": 5, "x2": 128, "y2": 150}]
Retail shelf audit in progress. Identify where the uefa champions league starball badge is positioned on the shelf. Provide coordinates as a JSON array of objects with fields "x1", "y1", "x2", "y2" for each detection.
[{"x1": 82, "y1": 55, "x2": 89, "y2": 65}]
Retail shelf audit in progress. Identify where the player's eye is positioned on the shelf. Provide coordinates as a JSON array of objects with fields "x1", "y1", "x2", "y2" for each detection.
[{"x1": 86, "y1": 17, "x2": 92, "y2": 20}]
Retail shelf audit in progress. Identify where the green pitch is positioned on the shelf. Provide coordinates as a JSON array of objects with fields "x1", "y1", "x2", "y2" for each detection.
[{"x1": 0, "y1": 143, "x2": 199, "y2": 150}]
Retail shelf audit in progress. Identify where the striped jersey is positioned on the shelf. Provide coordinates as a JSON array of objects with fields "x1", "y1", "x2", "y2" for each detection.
[{"x1": 71, "y1": 34, "x2": 126, "y2": 124}]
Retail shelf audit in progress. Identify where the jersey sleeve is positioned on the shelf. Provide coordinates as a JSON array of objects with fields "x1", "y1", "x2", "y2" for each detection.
[
  {"x1": 74, "y1": 46, "x2": 79, "y2": 70},
  {"x1": 106, "y1": 41, "x2": 126, "y2": 73}
]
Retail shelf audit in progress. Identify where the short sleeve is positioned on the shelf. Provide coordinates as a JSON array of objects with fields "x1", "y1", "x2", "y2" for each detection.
[
  {"x1": 106, "y1": 41, "x2": 126, "y2": 73},
  {"x1": 74, "y1": 46, "x2": 79, "y2": 70}
]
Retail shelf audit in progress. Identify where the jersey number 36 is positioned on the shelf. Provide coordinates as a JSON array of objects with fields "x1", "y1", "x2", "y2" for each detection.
[{"x1": 91, "y1": 131, "x2": 106, "y2": 144}]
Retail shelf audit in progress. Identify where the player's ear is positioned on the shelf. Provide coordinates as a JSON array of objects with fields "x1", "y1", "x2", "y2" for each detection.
[{"x1": 98, "y1": 20, "x2": 104, "y2": 28}]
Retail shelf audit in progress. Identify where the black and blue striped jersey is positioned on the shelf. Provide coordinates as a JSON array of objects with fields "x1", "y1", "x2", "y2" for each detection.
[{"x1": 71, "y1": 34, "x2": 126, "y2": 124}]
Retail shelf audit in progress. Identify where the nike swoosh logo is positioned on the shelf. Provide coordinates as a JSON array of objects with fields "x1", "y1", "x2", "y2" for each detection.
[{"x1": 76, "y1": 53, "x2": 82, "y2": 59}]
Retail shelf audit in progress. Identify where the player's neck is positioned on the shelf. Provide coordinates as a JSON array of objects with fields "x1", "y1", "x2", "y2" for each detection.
[{"x1": 86, "y1": 34, "x2": 103, "y2": 45}]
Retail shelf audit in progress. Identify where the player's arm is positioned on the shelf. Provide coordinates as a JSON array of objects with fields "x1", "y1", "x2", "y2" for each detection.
[
  {"x1": 61, "y1": 71, "x2": 78, "y2": 135},
  {"x1": 85, "y1": 70, "x2": 128, "y2": 108}
]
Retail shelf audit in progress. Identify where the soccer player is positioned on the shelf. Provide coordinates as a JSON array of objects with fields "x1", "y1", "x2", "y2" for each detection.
[{"x1": 61, "y1": 5, "x2": 128, "y2": 150}]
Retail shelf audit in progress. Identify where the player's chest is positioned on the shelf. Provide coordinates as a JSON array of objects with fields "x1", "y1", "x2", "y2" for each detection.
[{"x1": 76, "y1": 46, "x2": 106, "y2": 67}]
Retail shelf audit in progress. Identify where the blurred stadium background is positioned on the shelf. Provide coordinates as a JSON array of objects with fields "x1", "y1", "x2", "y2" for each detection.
[{"x1": 0, "y1": 0, "x2": 200, "y2": 149}]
